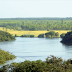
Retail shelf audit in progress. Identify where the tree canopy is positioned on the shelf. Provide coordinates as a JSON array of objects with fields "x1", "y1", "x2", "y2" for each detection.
[
  {"x1": 61, "y1": 31, "x2": 72, "y2": 45},
  {"x1": 0, "y1": 30, "x2": 15, "y2": 41},
  {"x1": 0, "y1": 18, "x2": 72, "y2": 31},
  {"x1": 45, "y1": 31, "x2": 57, "y2": 38}
]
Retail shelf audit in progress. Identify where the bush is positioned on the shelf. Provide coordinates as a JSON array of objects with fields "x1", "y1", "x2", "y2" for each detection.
[
  {"x1": 38, "y1": 34, "x2": 44, "y2": 38},
  {"x1": 15, "y1": 34, "x2": 18, "y2": 37},
  {"x1": 60, "y1": 33, "x2": 65, "y2": 38},
  {"x1": 45, "y1": 31, "x2": 56, "y2": 38},
  {"x1": 61, "y1": 31, "x2": 72, "y2": 45},
  {"x1": 0, "y1": 49, "x2": 16, "y2": 65},
  {"x1": 30, "y1": 35, "x2": 34, "y2": 37},
  {"x1": 0, "y1": 30, "x2": 15, "y2": 42},
  {"x1": 55, "y1": 32, "x2": 59, "y2": 37},
  {"x1": 46, "y1": 35, "x2": 51, "y2": 38},
  {"x1": 20, "y1": 35, "x2": 29, "y2": 37},
  {"x1": 20, "y1": 34, "x2": 34, "y2": 37}
]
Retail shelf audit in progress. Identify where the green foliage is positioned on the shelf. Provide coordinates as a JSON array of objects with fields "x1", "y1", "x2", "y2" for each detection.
[
  {"x1": 0, "y1": 30, "x2": 15, "y2": 42},
  {"x1": 38, "y1": 34, "x2": 44, "y2": 38},
  {"x1": 0, "y1": 49, "x2": 16, "y2": 65},
  {"x1": 55, "y1": 32, "x2": 59, "y2": 37},
  {"x1": 15, "y1": 34, "x2": 19, "y2": 37},
  {"x1": 45, "y1": 31, "x2": 57, "y2": 38},
  {"x1": 61, "y1": 31, "x2": 72, "y2": 45},
  {"x1": 30, "y1": 35, "x2": 34, "y2": 37},
  {"x1": 2, "y1": 55, "x2": 72, "y2": 72},
  {"x1": 60, "y1": 33, "x2": 65, "y2": 38},
  {"x1": 1, "y1": 18, "x2": 72, "y2": 31},
  {"x1": 46, "y1": 35, "x2": 51, "y2": 38},
  {"x1": 20, "y1": 35, "x2": 34, "y2": 37}
]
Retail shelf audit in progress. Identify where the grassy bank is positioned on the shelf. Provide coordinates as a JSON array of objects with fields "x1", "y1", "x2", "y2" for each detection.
[
  {"x1": 0, "y1": 49, "x2": 16, "y2": 65},
  {"x1": 0, "y1": 27, "x2": 70, "y2": 37}
]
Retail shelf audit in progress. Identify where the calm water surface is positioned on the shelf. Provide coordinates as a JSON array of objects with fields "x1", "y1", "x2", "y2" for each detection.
[{"x1": 0, "y1": 37, "x2": 72, "y2": 66}]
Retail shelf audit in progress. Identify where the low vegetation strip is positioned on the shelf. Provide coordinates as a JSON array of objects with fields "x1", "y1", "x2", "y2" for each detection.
[
  {"x1": 0, "y1": 55, "x2": 72, "y2": 72},
  {"x1": 0, "y1": 49, "x2": 16, "y2": 65},
  {"x1": 0, "y1": 27, "x2": 70, "y2": 37}
]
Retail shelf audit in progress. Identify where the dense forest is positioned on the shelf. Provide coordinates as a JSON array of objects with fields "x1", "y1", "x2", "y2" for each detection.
[{"x1": 0, "y1": 17, "x2": 72, "y2": 31}]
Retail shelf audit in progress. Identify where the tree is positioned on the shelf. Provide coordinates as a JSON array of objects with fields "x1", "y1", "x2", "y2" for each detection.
[
  {"x1": 45, "y1": 31, "x2": 55, "y2": 38},
  {"x1": 38, "y1": 34, "x2": 44, "y2": 38},
  {"x1": 60, "y1": 33, "x2": 65, "y2": 38},
  {"x1": 55, "y1": 32, "x2": 59, "y2": 37},
  {"x1": 61, "y1": 31, "x2": 72, "y2": 45}
]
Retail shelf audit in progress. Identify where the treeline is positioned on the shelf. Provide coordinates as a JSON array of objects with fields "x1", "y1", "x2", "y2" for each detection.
[{"x1": 0, "y1": 18, "x2": 72, "y2": 30}]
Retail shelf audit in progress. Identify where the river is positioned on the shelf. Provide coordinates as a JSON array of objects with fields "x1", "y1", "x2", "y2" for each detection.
[{"x1": 0, "y1": 37, "x2": 72, "y2": 66}]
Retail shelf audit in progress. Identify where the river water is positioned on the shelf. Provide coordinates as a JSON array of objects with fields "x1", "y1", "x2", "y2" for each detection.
[{"x1": 0, "y1": 37, "x2": 72, "y2": 66}]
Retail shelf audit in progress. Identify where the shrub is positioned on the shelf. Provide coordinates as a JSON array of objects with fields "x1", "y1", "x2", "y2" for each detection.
[
  {"x1": 45, "y1": 31, "x2": 55, "y2": 38},
  {"x1": 0, "y1": 49, "x2": 16, "y2": 65},
  {"x1": 21, "y1": 35, "x2": 30, "y2": 37},
  {"x1": 30, "y1": 35, "x2": 34, "y2": 37},
  {"x1": 60, "y1": 33, "x2": 65, "y2": 38},
  {"x1": 61, "y1": 31, "x2": 72, "y2": 45},
  {"x1": 38, "y1": 34, "x2": 44, "y2": 38},
  {"x1": 46, "y1": 35, "x2": 51, "y2": 38},
  {"x1": 0, "y1": 30, "x2": 15, "y2": 42},
  {"x1": 15, "y1": 34, "x2": 18, "y2": 37},
  {"x1": 55, "y1": 32, "x2": 59, "y2": 37}
]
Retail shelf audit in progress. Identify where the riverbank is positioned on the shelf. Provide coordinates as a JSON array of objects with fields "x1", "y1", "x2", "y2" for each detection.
[
  {"x1": 0, "y1": 49, "x2": 16, "y2": 65},
  {"x1": 8, "y1": 30, "x2": 70, "y2": 37},
  {"x1": 0, "y1": 27, "x2": 70, "y2": 37}
]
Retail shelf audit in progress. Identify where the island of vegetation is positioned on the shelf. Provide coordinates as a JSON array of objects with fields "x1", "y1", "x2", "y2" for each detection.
[
  {"x1": 0, "y1": 49, "x2": 16, "y2": 65},
  {"x1": 38, "y1": 31, "x2": 59, "y2": 38},
  {"x1": 61, "y1": 31, "x2": 72, "y2": 45},
  {"x1": 0, "y1": 30, "x2": 15, "y2": 42},
  {"x1": 0, "y1": 55, "x2": 72, "y2": 72}
]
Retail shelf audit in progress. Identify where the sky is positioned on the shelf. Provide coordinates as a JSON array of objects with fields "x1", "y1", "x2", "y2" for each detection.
[{"x1": 0, "y1": 0, "x2": 72, "y2": 18}]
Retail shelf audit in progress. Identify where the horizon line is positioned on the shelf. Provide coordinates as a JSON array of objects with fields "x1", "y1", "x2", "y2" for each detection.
[{"x1": 0, "y1": 17, "x2": 72, "y2": 19}]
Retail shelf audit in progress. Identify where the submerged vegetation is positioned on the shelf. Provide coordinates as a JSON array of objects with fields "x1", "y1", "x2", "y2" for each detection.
[
  {"x1": 0, "y1": 49, "x2": 16, "y2": 65},
  {"x1": 0, "y1": 30, "x2": 15, "y2": 42},
  {"x1": 0, "y1": 55, "x2": 72, "y2": 72}
]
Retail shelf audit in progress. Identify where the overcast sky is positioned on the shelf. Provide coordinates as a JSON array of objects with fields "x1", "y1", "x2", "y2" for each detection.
[{"x1": 0, "y1": 0, "x2": 72, "y2": 18}]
